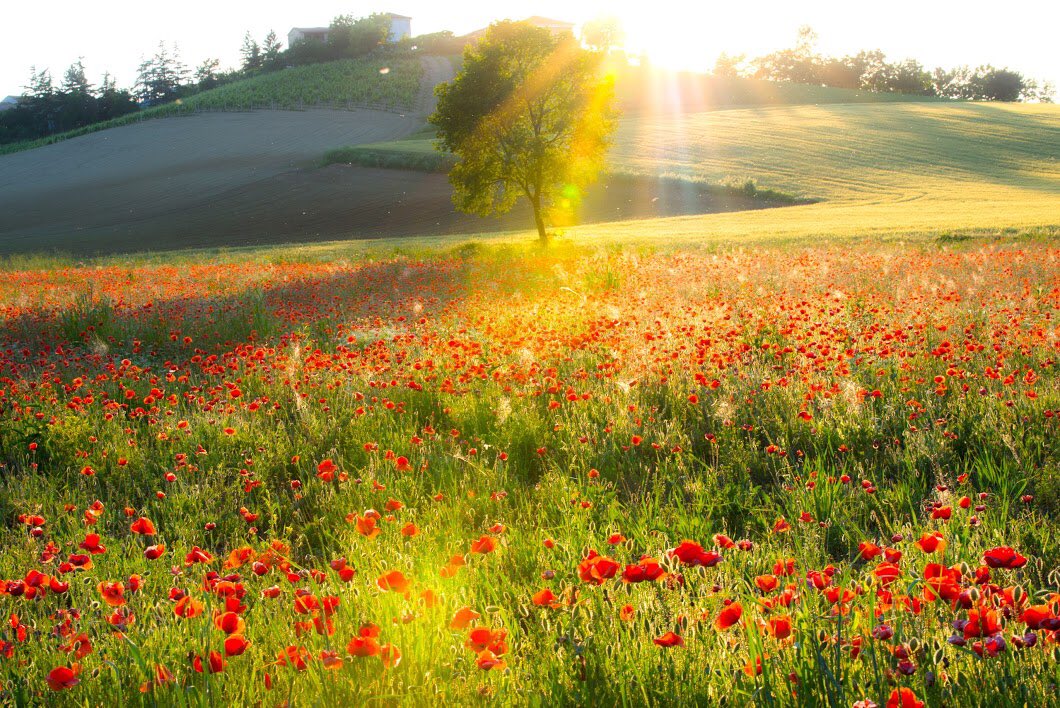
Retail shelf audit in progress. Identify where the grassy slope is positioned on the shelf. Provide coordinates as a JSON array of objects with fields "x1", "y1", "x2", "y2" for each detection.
[
  {"x1": 584, "y1": 101, "x2": 1060, "y2": 244},
  {"x1": 0, "y1": 57, "x2": 423, "y2": 156},
  {"x1": 321, "y1": 101, "x2": 1059, "y2": 246}
]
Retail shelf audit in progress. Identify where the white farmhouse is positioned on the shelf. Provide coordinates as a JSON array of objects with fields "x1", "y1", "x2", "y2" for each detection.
[
  {"x1": 287, "y1": 27, "x2": 331, "y2": 46},
  {"x1": 288, "y1": 13, "x2": 412, "y2": 48},
  {"x1": 387, "y1": 14, "x2": 412, "y2": 42}
]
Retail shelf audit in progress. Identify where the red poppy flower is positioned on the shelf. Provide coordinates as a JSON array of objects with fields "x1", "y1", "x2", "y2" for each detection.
[
  {"x1": 913, "y1": 532, "x2": 946, "y2": 554},
  {"x1": 224, "y1": 635, "x2": 251, "y2": 656},
  {"x1": 578, "y1": 550, "x2": 621, "y2": 585},
  {"x1": 668, "y1": 540, "x2": 723, "y2": 567},
  {"x1": 130, "y1": 517, "x2": 156, "y2": 535},
  {"x1": 174, "y1": 595, "x2": 204, "y2": 618},
  {"x1": 653, "y1": 631, "x2": 684, "y2": 647},
  {"x1": 46, "y1": 664, "x2": 81, "y2": 691},
  {"x1": 887, "y1": 687, "x2": 924, "y2": 708},
  {"x1": 715, "y1": 602, "x2": 743, "y2": 630},
  {"x1": 532, "y1": 588, "x2": 558, "y2": 606},
  {"x1": 767, "y1": 616, "x2": 793, "y2": 639},
  {"x1": 983, "y1": 547, "x2": 1027, "y2": 569},
  {"x1": 858, "y1": 541, "x2": 882, "y2": 561},
  {"x1": 193, "y1": 651, "x2": 225, "y2": 674},
  {"x1": 622, "y1": 557, "x2": 667, "y2": 583}
]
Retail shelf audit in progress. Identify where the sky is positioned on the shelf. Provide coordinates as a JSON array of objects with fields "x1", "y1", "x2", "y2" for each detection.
[{"x1": 2, "y1": 0, "x2": 1058, "y2": 98}]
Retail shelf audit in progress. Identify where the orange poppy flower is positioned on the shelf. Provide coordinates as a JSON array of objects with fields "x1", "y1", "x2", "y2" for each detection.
[
  {"x1": 470, "y1": 535, "x2": 498, "y2": 554},
  {"x1": 451, "y1": 606, "x2": 481, "y2": 629},
  {"x1": 174, "y1": 595, "x2": 204, "y2": 618},
  {"x1": 532, "y1": 588, "x2": 557, "y2": 606},
  {"x1": 377, "y1": 570, "x2": 411, "y2": 593},
  {"x1": 914, "y1": 532, "x2": 946, "y2": 554},
  {"x1": 98, "y1": 581, "x2": 126, "y2": 607},
  {"x1": 755, "y1": 575, "x2": 779, "y2": 593}
]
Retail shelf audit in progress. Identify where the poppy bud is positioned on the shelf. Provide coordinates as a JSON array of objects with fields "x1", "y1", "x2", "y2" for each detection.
[
  {"x1": 1012, "y1": 586, "x2": 1025, "y2": 604},
  {"x1": 907, "y1": 637, "x2": 920, "y2": 654},
  {"x1": 968, "y1": 587, "x2": 981, "y2": 603},
  {"x1": 959, "y1": 562, "x2": 971, "y2": 577},
  {"x1": 816, "y1": 629, "x2": 829, "y2": 645}
]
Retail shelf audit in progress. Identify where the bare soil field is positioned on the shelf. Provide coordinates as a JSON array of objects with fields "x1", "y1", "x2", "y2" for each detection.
[{"x1": 0, "y1": 108, "x2": 786, "y2": 256}]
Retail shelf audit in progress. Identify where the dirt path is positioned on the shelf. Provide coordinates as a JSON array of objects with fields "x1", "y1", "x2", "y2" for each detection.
[{"x1": 416, "y1": 56, "x2": 456, "y2": 116}]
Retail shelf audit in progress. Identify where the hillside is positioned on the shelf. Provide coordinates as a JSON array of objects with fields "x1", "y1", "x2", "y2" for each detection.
[
  {"x1": 0, "y1": 97, "x2": 1056, "y2": 256},
  {"x1": 0, "y1": 110, "x2": 423, "y2": 253},
  {"x1": 587, "y1": 101, "x2": 1059, "y2": 243},
  {"x1": 323, "y1": 100, "x2": 1059, "y2": 240},
  {"x1": 0, "y1": 56, "x2": 426, "y2": 156}
]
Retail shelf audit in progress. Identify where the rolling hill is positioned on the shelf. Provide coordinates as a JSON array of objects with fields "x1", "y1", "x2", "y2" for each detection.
[{"x1": 0, "y1": 58, "x2": 1056, "y2": 256}]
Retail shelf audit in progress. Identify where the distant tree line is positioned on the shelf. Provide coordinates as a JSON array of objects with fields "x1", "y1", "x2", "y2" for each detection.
[
  {"x1": 0, "y1": 61, "x2": 140, "y2": 144},
  {"x1": 1, "y1": 11, "x2": 458, "y2": 146},
  {"x1": 714, "y1": 26, "x2": 1054, "y2": 102}
]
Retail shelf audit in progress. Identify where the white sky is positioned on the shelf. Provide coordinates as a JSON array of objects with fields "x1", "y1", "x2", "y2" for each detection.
[{"x1": 2, "y1": 1, "x2": 1058, "y2": 98}]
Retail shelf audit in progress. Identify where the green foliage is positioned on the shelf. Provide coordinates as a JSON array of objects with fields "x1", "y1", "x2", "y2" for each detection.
[
  {"x1": 430, "y1": 21, "x2": 617, "y2": 242},
  {"x1": 327, "y1": 13, "x2": 391, "y2": 58},
  {"x1": 172, "y1": 57, "x2": 421, "y2": 110},
  {"x1": 747, "y1": 26, "x2": 1052, "y2": 102},
  {"x1": 133, "y1": 41, "x2": 190, "y2": 104},
  {"x1": 0, "y1": 64, "x2": 137, "y2": 145},
  {"x1": 322, "y1": 141, "x2": 457, "y2": 172}
]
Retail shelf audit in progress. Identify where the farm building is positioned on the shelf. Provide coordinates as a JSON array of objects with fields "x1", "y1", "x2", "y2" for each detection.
[
  {"x1": 287, "y1": 27, "x2": 330, "y2": 46},
  {"x1": 462, "y1": 16, "x2": 576, "y2": 42},
  {"x1": 288, "y1": 13, "x2": 412, "y2": 48}
]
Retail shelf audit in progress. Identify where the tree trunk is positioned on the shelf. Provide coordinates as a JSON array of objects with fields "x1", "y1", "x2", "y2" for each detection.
[{"x1": 531, "y1": 195, "x2": 548, "y2": 244}]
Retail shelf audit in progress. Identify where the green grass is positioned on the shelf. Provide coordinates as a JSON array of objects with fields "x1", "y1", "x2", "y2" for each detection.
[
  {"x1": 322, "y1": 136, "x2": 456, "y2": 172},
  {"x1": 0, "y1": 235, "x2": 1058, "y2": 705},
  {"x1": 581, "y1": 101, "x2": 1059, "y2": 243},
  {"x1": 0, "y1": 67, "x2": 1058, "y2": 706},
  {"x1": 0, "y1": 57, "x2": 424, "y2": 156}
]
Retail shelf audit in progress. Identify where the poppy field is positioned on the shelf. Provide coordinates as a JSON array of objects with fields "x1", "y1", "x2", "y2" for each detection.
[{"x1": 0, "y1": 237, "x2": 1058, "y2": 706}]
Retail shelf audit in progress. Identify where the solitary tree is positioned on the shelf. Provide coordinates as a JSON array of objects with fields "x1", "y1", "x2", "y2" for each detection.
[{"x1": 430, "y1": 21, "x2": 616, "y2": 243}]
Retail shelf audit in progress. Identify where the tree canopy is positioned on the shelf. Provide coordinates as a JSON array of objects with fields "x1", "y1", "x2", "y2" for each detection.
[{"x1": 430, "y1": 21, "x2": 617, "y2": 243}]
